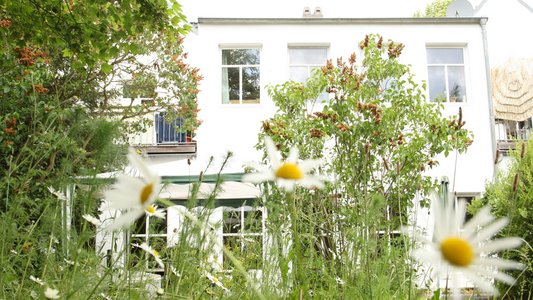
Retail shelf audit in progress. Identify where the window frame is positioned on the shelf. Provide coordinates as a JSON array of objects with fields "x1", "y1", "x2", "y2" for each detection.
[
  {"x1": 426, "y1": 46, "x2": 468, "y2": 103},
  {"x1": 130, "y1": 212, "x2": 169, "y2": 273},
  {"x1": 220, "y1": 46, "x2": 261, "y2": 105},
  {"x1": 288, "y1": 46, "x2": 329, "y2": 83}
]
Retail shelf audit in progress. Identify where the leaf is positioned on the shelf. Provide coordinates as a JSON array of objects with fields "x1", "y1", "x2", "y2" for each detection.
[
  {"x1": 101, "y1": 63, "x2": 112, "y2": 74},
  {"x1": 62, "y1": 48, "x2": 73, "y2": 58}
]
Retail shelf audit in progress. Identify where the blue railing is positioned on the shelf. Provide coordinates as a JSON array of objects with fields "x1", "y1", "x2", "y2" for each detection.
[{"x1": 155, "y1": 113, "x2": 187, "y2": 144}]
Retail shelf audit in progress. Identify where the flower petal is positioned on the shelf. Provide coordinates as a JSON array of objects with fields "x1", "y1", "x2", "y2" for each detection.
[
  {"x1": 470, "y1": 218, "x2": 508, "y2": 244},
  {"x1": 128, "y1": 148, "x2": 156, "y2": 181},
  {"x1": 474, "y1": 257, "x2": 525, "y2": 270},
  {"x1": 476, "y1": 237, "x2": 523, "y2": 254},
  {"x1": 105, "y1": 209, "x2": 144, "y2": 231},
  {"x1": 461, "y1": 268, "x2": 499, "y2": 296},
  {"x1": 264, "y1": 137, "x2": 280, "y2": 169},
  {"x1": 242, "y1": 171, "x2": 275, "y2": 184},
  {"x1": 287, "y1": 146, "x2": 299, "y2": 163},
  {"x1": 299, "y1": 158, "x2": 324, "y2": 173}
]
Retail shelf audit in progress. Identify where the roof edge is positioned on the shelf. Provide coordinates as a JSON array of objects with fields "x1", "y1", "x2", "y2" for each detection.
[{"x1": 197, "y1": 17, "x2": 488, "y2": 25}]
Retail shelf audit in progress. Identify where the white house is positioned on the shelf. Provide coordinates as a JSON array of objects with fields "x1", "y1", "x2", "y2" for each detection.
[{"x1": 93, "y1": 1, "x2": 501, "y2": 294}]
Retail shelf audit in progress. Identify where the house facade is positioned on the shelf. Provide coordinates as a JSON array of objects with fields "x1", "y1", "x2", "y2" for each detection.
[{"x1": 95, "y1": 3, "x2": 498, "y2": 293}]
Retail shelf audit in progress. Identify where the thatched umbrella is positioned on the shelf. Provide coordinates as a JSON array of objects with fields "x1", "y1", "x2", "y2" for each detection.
[{"x1": 492, "y1": 57, "x2": 533, "y2": 122}]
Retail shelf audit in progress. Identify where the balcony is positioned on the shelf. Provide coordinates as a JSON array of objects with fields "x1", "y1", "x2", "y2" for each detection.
[
  {"x1": 495, "y1": 119, "x2": 531, "y2": 153},
  {"x1": 129, "y1": 112, "x2": 197, "y2": 155}
]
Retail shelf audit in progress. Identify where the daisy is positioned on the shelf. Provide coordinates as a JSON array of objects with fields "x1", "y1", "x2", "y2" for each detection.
[
  {"x1": 135, "y1": 243, "x2": 164, "y2": 269},
  {"x1": 29, "y1": 275, "x2": 45, "y2": 286},
  {"x1": 145, "y1": 205, "x2": 166, "y2": 219},
  {"x1": 103, "y1": 149, "x2": 162, "y2": 230},
  {"x1": 205, "y1": 272, "x2": 229, "y2": 292},
  {"x1": 243, "y1": 136, "x2": 325, "y2": 191},
  {"x1": 44, "y1": 287, "x2": 60, "y2": 299},
  {"x1": 404, "y1": 197, "x2": 524, "y2": 299},
  {"x1": 82, "y1": 214, "x2": 102, "y2": 226}
]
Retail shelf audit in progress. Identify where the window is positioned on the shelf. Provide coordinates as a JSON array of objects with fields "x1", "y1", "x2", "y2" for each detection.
[
  {"x1": 221, "y1": 49, "x2": 260, "y2": 104},
  {"x1": 456, "y1": 194, "x2": 478, "y2": 222},
  {"x1": 130, "y1": 213, "x2": 168, "y2": 272},
  {"x1": 222, "y1": 207, "x2": 264, "y2": 270},
  {"x1": 426, "y1": 48, "x2": 467, "y2": 102},
  {"x1": 155, "y1": 112, "x2": 186, "y2": 144},
  {"x1": 288, "y1": 47, "x2": 328, "y2": 83}
]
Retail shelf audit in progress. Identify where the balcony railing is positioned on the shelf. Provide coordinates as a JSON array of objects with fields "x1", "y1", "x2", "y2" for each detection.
[
  {"x1": 495, "y1": 121, "x2": 531, "y2": 152},
  {"x1": 129, "y1": 112, "x2": 196, "y2": 155}
]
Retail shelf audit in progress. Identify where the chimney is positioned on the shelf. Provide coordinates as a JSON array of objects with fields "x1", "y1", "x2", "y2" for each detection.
[
  {"x1": 313, "y1": 7, "x2": 323, "y2": 17},
  {"x1": 303, "y1": 6, "x2": 311, "y2": 17}
]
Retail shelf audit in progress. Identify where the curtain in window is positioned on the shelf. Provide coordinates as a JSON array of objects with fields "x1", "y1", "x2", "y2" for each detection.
[{"x1": 222, "y1": 54, "x2": 230, "y2": 104}]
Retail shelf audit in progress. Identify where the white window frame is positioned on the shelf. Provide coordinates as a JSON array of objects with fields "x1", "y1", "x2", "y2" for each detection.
[
  {"x1": 288, "y1": 45, "x2": 329, "y2": 83},
  {"x1": 221, "y1": 47, "x2": 261, "y2": 104},
  {"x1": 426, "y1": 46, "x2": 468, "y2": 103},
  {"x1": 130, "y1": 213, "x2": 169, "y2": 273}
]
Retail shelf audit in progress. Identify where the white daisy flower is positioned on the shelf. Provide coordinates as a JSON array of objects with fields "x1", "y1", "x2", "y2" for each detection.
[
  {"x1": 82, "y1": 214, "x2": 102, "y2": 226},
  {"x1": 135, "y1": 243, "x2": 164, "y2": 269},
  {"x1": 29, "y1": 275, "x2": 45, "y2": 286},
  {"x1": 145, "y1": 205, "x2": 166, "y2": 219},
  {"x1": 170, "y1": 265, "x2": 181, "y2": 277},
  {"x1": 103, "y1": 149, "x2": 161, "y2": 230},
  {"x1": 205, "y1": 272, "x2": 229, "y2": 292},
  {"x1": 44, "y1": 287, "x2": 60, "y2": 299},
  {"x1": 404, "y1": 198, "x2": 524, "y2": 299},
  {"x1": 243, "y1": 136, "x2": 325, "y2": 191}
]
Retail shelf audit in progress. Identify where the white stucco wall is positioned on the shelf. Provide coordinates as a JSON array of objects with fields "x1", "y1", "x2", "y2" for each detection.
[{"x1": 143, "y1": 18, "x2": 494, "y2": 203}]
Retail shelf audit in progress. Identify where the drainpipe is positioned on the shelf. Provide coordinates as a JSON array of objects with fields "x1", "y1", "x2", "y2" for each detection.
[{"x1": 480, "y1": 17, "x2": 497, "y2": 178}]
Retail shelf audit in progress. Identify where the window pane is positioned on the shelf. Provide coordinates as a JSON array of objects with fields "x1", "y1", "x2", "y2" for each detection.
[
  {"x1": 243, "y1": 210, "x2": 262, "y2": 233},
  {"x1": 427, "y1": 66, "x2": 446, "y2": 102},
  {"x1": 223, "y1": 210, "x2": 241, "y2": 233},
  {"x1": 149, "y1": 215, "x2": 167, "y2": 234},
  {"x1": 447, "y1": 66, "x2": 466, "y2": 102},
  {"x1": 222, "y1": 49, "x2": 259, "y2": 65},
  {"x1": 222, "y1": 67, "x2": 240, "y2": 102},
  {"x1": 243, "y1": 67, "x2": 260, "y2": 103},
  {"x1": 289, "y1": 48, "x2": 327, "y2": 65},
  {"x1": 427, "y1": 48, "x2": 464, "y2": 64},
  {"x1": 133, "y1": 217, "x2": 146, "y2": 234},
  {"x1": 289, "y1": 66, "x2": 309, "y2": 83}
]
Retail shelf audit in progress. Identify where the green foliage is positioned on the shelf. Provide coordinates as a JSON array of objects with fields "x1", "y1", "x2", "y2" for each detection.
[
  {"x1": 0, "y1": 1, "x2": 200, "y2": 298},
  {"x1": 414, "y1": 0, "x2": 454, "y2": 17},
  {"x1": 258, "y1": 34, "x2": 472, "y2": 297},
  {"x1": 470, "y1": 141, "x2": 533, "y2": 298}
]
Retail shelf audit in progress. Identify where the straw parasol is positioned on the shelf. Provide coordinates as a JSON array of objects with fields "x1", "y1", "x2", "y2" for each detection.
[{"x1": 492, "y1": 57, "x2": 533, "y2": 122}]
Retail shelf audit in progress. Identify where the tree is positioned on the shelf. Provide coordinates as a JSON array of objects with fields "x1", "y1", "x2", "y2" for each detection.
[
  {"x1": 0, "y1": 1, "x2": 199, "y2": 297},
  {"x1": 414, "y1": 0, "x2": 454, "y2": 17},
  {"x1": 259, "y1": 34, "x2": 472, "y2": 298}
]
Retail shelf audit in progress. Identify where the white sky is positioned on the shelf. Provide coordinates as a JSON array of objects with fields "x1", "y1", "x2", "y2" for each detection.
[{"x1": 179, "y1": 0, "x2": 440, "y2": 20}]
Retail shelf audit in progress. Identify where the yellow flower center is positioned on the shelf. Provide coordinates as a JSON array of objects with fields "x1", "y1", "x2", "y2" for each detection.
[
  {"x1": 440, "y1": 237, "x2": 474, "y2": 267},
  {"x1": 146, "y1": 205, "x2": 156, "y2": 214},
  {"x1": 152, "y1": 249, "x2": 159, "y2": 257},
  {"x1": 275, "y1": 163, "x2": 303, "y2": 180},
  {"x1": 140, "y1": 183, "x2": 154, "y2": 205}
]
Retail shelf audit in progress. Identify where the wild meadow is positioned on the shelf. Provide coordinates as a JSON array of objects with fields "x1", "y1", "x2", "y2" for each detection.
[{"x1": 1, "y1": 1, "x2": 531, "y2": 299}]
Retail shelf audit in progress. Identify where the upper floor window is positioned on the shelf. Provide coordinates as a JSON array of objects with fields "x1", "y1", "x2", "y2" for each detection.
[
  {"x1": 288, "y1": 47, "x2": 328, "y2": 83},
  {"x1": 221, "y1": 48, "x2": 260, "y2": 104},
  {"x1": 426, "y1": 48, "x2": 467, "y2": 103}
]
